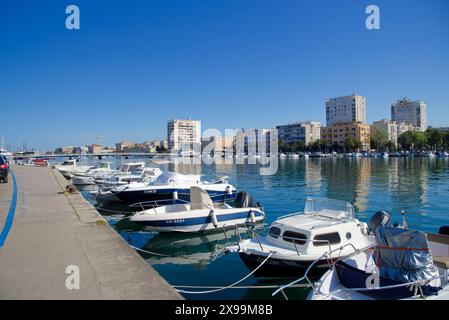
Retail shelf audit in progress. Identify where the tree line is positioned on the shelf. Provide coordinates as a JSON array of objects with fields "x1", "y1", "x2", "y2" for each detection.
[{"x1": 279, "y1": 128, "x2": 449, "y2": 153}]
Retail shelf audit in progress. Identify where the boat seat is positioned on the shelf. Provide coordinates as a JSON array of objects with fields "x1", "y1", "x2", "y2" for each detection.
[{"x1": 433, "y1": 256, "x2": 449, "y2": 269}]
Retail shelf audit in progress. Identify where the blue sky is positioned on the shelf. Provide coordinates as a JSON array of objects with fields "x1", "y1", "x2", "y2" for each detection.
[{"x1": 1, "y1": 0, "x2": 448, "y2": 151}]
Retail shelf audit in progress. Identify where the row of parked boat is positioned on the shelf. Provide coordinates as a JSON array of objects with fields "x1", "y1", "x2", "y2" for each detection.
[
  {"x1": 280, "y1": 151, "x2": 449, "y2": 159},
  {"x1": 55, "y1": 160, "x2": 263, "y2": 233},
  {"x1": 55, "y1": 160, "x2": 449, "y2": 300}
]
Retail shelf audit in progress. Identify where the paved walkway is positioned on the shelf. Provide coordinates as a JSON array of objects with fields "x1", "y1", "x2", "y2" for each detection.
[{"x1": 0, "y1": 165, "x2": 182, "y2": 299}]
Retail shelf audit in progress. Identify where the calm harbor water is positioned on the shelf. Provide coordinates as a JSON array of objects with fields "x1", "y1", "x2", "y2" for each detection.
[{"x1": 74, "y1": 156, "x2": 449, "y2": 300}]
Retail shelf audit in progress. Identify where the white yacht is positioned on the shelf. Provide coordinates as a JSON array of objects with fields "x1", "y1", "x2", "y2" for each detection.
[
  {"x1": 55, "y1": 159, "x2": 93, "y2": 178},
  {"x1": 93, "y1": 162, "x2": 146, "y2": 186},
  {"x1": 111, "y1": 172, "x2": 236, "y2": 206},
  {"x1": 235, "y1": 197, "x2": 374, "y2": 277},
  {"x1": 71, "y1": 161, "x2": 117, "y2": 185}
]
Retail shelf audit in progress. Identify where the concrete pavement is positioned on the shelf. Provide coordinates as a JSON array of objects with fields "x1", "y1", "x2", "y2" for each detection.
[{"x1": 0, "y1": 165, "x2": 182, "y2": 299}]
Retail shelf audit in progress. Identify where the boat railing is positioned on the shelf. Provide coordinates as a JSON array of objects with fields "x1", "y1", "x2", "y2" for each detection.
[
  {"x1": 276, "y1": 211, "x2": 303, "y2": 220},
  {"x1": 272, "y1": 242, "x2": 363, "y2": 299},
  {"x1": 129, "y1": 192, "x2": 234, "y2": 211},
  {"x1": 315, "y1": 271, "x2": 449, "y2": 300},
  {"x1": 130, "y1": 199, "x2": 190, "y2": 211}
]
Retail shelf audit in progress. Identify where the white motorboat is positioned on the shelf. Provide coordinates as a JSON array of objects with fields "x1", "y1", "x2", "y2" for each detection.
[
  {"x1": 93, "y1": 162, "x2": 146, "y2": 186},
  {"x1": 129, "y1": 187, "x2": 264, "y2": 233},
  {"x1": 92, "y1": 167, "x2": 163, "y2": 204},
  {"x1": 235, "y1": 197, "x2": 374, "y2": 277},
  {"x1": 112, "y1": 172, "x2": 236, "y2": 206},
  {"x1": 306, "y1": 213, "x2": 449, "y2": 300},
  {"x1": 55, "y1": 159, "x2": 93, "y2": 178},
  {"x1": 71, "y1": 161, "x2": 117, "y2": 185}
]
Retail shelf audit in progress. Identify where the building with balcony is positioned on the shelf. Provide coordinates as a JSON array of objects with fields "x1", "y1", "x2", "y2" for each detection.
[
  {"x1": 321, "y1": 122, "x2": 371, "y2": 151},
  {"x1": 167, "y1": 119, "x2": 201, "y2": 153},
  {"x1": 276, "y1": 121, "x2": 321, "y2": 145}
]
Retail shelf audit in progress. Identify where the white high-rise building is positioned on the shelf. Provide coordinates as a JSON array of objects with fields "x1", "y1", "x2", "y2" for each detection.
[
  {"x1": 167, "y1": 119, "x2": 201, "y2": 152},
  {"x1": 391, "y1": 98, "x2": 427, "y2": 131},
  {"x1": 325, "y1": 95, "x2": 366, "y2": 126}
]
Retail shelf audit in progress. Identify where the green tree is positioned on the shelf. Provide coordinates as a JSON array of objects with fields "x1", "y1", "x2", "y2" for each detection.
[
  {"x1": 398, "y1": 130, "x2": 427, "y2": 151},
  {"x1": 443, "y1": 132, "x2": 449, "y2": 150},
  {"x1": 370, "y1": 127, "x2": 389, "y2": 151},
  {"x1": 426, "y1": 128, "x2": 443, "y2": 150},
  {"x1": 385, "y1": 140, "x2": 397, "y2": 152},
  {"x1": 344, "y1": 136, "x2": 362, "y2": 152}
]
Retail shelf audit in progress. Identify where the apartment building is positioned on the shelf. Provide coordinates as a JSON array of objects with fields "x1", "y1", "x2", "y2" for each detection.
[
  {"x1": 325, "y1": 95, "x2": 366, "y2": 126},
  {"x1": 167, "y1": 119, "x2": 201, "y2": 152},
  {"x1": 391, "y1": 98, "x2": 427, "y2": 131},
  {"x1": 276, "y1": 121, "x2": 321, "y2": 145},
  {"x1": 321, "y1": 122, "x2": 371, "y2": 151}
]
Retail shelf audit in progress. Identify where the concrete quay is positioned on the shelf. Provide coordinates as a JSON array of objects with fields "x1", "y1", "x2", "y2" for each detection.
[{"x1": 0, "y1": 165, "x2": 182, "y2": 300}]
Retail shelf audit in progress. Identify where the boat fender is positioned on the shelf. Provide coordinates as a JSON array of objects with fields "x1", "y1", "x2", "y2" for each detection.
[
  {"x1": 172, "y1": 191, "x2": 178, "y2": 200},
  {"x1": 248, "y1": 210, "x2": 256, "y2": 224},
  {"x1": 225, "y1": 186, "x2": 232, "y2": 195},
  {"x1": 209, "y1": 210, "x2": 218, "y2": 227}
]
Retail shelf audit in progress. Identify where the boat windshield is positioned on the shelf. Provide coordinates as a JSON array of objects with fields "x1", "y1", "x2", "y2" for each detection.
[
  {"x1": 304, "y1": 197, "x2": 355, "y2": 220},
  {"x1": 97, "y1": 162, "x2": 110, "y2": 169}
]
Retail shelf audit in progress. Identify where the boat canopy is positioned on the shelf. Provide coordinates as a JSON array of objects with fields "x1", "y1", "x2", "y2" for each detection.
[
  {"x1": 304, "y1": 197, "x2": 355, "y2": 220},
  {"x1": 155, "y1": 172, "x2": 201, "y2": 185}
]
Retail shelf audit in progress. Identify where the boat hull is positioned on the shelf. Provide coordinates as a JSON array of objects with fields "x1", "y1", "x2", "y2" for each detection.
[
  {"x1": 132, "y1": 209, "x2": 264, "y2": 233},
  {"x1": 238, "y1": 252, "x2": 333, "y2": 278}
]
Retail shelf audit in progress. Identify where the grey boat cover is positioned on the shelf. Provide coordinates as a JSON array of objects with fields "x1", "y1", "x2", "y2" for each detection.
[{"x1": 374, "y1": 226, "x2": 439, "y2": 284}]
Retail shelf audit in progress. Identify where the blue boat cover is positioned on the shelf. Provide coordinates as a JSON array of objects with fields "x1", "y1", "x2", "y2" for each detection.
[{"x1": 374, "y1": 226, "x2": 439, "y2": 284}]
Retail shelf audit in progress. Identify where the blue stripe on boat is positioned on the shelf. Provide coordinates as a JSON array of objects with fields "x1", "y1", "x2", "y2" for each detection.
[{"x1": 134, "y1": 210, "x2": 263, "y2": 227}]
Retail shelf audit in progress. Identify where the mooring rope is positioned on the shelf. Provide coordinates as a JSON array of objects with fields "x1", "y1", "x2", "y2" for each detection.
[
  {"x1": 172, "y1": 284, "x2": 310, "y2": 290},
  {"x1": 129, "y1": 244, "x2": 172, "y2": 257},
  {"x1": 94, "y1": 206, "x2": 135, "y2": 214},
  {"x1": 175, "y1": 252, "x2": 275, "y2": 295}
]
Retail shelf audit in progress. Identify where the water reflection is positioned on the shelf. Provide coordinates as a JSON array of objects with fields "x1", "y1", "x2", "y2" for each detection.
[{"x1": 74, "y1": 156, "x2": 449, "y2": 299}]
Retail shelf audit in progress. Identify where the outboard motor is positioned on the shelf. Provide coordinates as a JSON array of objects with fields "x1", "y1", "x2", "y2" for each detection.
[
  {"x1": 368, "y1": 210, "x2": 391, "y2": 234},
  {"x1": 235, "y1": 191, "x2": 254, "y2": 208},
  {"x1": 439, "y1": 226, "x2": 449, "y2": 236}
]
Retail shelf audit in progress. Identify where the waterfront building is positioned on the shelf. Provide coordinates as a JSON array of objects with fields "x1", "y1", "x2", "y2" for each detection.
[
  {"x1": 116, "y1": 140, "x2": 166, "y2": 153},
  {"x1": 235, "y1": 128, "x2": 272, "y2": 155},
  {"x1": 116, "y1": 141, "x2": 136, "y2": 153},
  {"x1": 391, "y1": 98, "x2": 427, "y2": 131},
  {"x1": 72, "y1": 146, "x2": 88, "y2": 154},
  {"x1": 167, "y1": 119, "x2": 201, "y2": 153},
  {"x1": 88, "y1": 144, "x2": 104, "y2": 154},
  {"x1": 397, "y1": 122, "x2": 418, "y2": 136},
  {"x1": 202, "y1": 136, "x2": 234, "y2": 155},
  {"x1": 325, "y1": 95, "x2": 366, "y2": 126},
  {"x1": 276, "y1": 121, "x2": 321, "y2": 145},
  {"x1": 372, "y1": 119, "x2": 399, "y2": 145},
  {"x1": 321, "y1": 122, "x2": 370, "y2": 151},
  {"x1": 55, "y1": 146, "x2": 75, "y2": 154}
]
